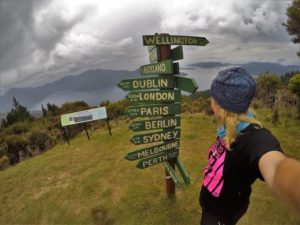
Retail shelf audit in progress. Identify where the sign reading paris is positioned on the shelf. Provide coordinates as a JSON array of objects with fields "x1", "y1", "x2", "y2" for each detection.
[{"x1": 143, "y1": 35, "x2": 209, "y2": 46}]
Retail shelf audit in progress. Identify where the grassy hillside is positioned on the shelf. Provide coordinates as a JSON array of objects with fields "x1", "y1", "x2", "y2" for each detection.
[{"x1": 0, "y1": 112, "x2": 299, "y2": 225}]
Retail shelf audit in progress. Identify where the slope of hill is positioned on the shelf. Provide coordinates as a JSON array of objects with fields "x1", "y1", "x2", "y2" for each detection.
[{"x1": 0, "y1": 112, "x2": 299, "y2": 225}]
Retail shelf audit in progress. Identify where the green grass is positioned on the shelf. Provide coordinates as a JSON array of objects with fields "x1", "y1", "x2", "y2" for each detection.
[{"x1": 0, "y1": 112, "x2": 299, "y2": 225}]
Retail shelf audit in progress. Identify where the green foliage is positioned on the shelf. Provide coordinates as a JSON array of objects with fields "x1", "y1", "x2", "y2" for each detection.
[
  {"x1": 60, "y1": 101, "x2": 89, "y2": 114},
  {"x1": 100, "y1": 100, "x2": 111, "y2": 107},
  {"x1": 105, "y1": 99, "x2": 129, "y2": 120},
  {"x1": 181, "y1": 95, "x2": 212, "y2": 115},
  {"x1": 0, "y1": 155, "x2": 9, "y2": 170},
  {"x1": 256, "y1": 73, "x2": 282, "y2": 108},
  {"x1": 271, "y1": 108, "x2": 279, "y2": 125},
  {"x1": 288, "y1": 74, "x2": 300, "y2": 117},
  {"x1": 28, "y1": 130, "x2": 52, "y2": 152},
  {"x1": 288, "y1": 74, "x2": 300, "y2": 96},
  {"x1": 283, "y1": 0, "x2": 300, "y2": 57},
  {"x1": 1, "y1": 97, "x2": 33, "y2": 128},
  {"x1": 5, "y1": 134, "x2": 29, "y2": 164},
  {"x1": 6, "y1": 122, "x2": 29, "y2": 135}
]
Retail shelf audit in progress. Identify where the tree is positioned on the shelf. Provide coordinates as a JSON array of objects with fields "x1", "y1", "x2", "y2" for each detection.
[
  {"x1": 283, "y1": 0, "x2": 300, "y2": 57},
  {"x1": 288, "y1": 74, "x2": 300, "y2": 117},
  {"x1": 256, "y1": 73, "x2": 282, "y2": 108},
  {"x1": 1, "y1": 97, "x2": 33, "y2": 128}
]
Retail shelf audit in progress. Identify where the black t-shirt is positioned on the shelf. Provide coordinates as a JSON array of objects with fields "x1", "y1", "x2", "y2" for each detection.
[{"x1": 200, "y1": 124, "x2": 282, "y2": 216}]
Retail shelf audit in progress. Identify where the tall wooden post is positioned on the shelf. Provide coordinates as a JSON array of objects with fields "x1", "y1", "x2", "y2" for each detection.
[{"x1": 159, "y1": 34, "x2": 176, "y2": 198}]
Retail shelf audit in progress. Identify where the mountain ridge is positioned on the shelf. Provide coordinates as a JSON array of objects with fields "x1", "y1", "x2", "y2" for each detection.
[{"x1": 1, "y1": 61, "x2": 299, "y2": 113}]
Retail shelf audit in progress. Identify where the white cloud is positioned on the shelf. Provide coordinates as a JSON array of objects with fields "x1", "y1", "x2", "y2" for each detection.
[{"x1": 0, "y1": 0, "x2": 298, "y2": 94}]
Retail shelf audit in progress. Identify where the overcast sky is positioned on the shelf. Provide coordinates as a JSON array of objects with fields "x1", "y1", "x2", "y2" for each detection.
[{"x1": 0, "y1": 0, "x2": 298, "y2": 94}]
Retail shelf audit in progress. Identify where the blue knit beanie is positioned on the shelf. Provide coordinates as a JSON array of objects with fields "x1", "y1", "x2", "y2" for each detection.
[{"x1": 210, "y1": 67, "x2": 256, "y2": 113}]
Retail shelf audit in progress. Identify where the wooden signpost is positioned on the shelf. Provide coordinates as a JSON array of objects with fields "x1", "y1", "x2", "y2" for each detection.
[{"x1": 118, "y1": 33, "x2": 208, "y2": 198}]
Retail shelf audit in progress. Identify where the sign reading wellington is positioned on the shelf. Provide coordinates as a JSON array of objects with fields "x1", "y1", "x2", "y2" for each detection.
[
  {"x1": 118, "y1": 33, "x2": 208, "y2": 196},
  {"x1": 143, "y1": 35, "x2": 209, "y2": 46},
  {"x1": 61, "y1": 107, "x2": 107, "y2": 126}
]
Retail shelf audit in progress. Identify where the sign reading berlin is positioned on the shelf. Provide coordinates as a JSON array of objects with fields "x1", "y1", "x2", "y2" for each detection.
[{"x1": 143, "y1": 35, "x2": 209, "y2": 46}]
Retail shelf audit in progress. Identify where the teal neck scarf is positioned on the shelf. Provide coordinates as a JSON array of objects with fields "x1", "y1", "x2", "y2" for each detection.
[{"x1": 217, "y1": 112, "x2": 254, "y2": 139}]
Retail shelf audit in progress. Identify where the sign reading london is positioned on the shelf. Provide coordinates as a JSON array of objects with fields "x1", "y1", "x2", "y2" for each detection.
[
  {"x1": 143, "y1": 35, "x2": 209, "y2": 46},
  {"x1": 126, "y1": 90, "x2": 181, "y2": 103}
]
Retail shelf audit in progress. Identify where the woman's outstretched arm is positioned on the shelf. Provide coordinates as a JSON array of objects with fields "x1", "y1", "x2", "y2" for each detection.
[{"x1": 259, "y1": 151, "x2": 300, "y2": 213}]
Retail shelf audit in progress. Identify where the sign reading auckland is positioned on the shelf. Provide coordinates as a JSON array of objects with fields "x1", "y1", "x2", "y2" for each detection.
[{"x1": 61, "y1": 107, "x2": 107, "y2": 127}]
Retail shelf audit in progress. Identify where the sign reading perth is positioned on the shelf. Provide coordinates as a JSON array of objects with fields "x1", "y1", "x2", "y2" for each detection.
[{"x1": 61, "y1": 107, "x2": 107, "y2": 126}]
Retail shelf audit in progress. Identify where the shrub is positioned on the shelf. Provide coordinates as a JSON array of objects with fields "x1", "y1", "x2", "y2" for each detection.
[
  {"x1": 0, "y1": 155, "x2": 9, "y2": 170},
  {"x1": 5, "y1": 135, "x2": 28, "y2": 164},
  {"x1": 28, "y1": 130, "x2": 52, "y2": 152}
]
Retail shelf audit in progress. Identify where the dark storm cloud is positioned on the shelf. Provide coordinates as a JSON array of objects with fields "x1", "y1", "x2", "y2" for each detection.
[{"x1": 0, "y1": 0, "x2": 36, "y2": 71}]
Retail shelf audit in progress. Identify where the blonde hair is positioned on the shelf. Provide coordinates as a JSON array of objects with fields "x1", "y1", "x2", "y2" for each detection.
[{"x1": 214, "y1": 103, "x2": 262, "y2": 149}]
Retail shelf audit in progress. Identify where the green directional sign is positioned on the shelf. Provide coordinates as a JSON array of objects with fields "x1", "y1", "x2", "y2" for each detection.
[
  {"x1": 163, "y1": 161, "x2": 182, "y2": 188},
  {"x1": 129, "y1": 116, "x2": 181, "y2": 132},
  {"x1": 171, "y1": 46, "x2": 183, "y2": 61},
  {"x1": 125, "y1": 140, "x2": 180, "y2": 161},
  {"x1": 125, "y1": 103, "x2": 181, "y2": 118},
  {"x1": 118, "y1": 76, "x2": 174, "y2": 91},
  {"x1": 149, "y1": 47, "x2": 160, "y2": 63},
  {"x1": 143, "y1": 35, "x2": 209, "y2": 46},
  {"x1": 136, "y1": 149, "x2": 179, "y2": 169},
  {"x1": 140, "y1": 60, "x2": 173, "y2": 75},
  {"x1": 126, "y1": 90, "x2": 181, "y2": 103},
  {"x1": 175, "y1": 76, "x2": 198, "y2": 94},
  {"x1": 130, "y1": 128, "x2": 180, "y2": 145}
]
